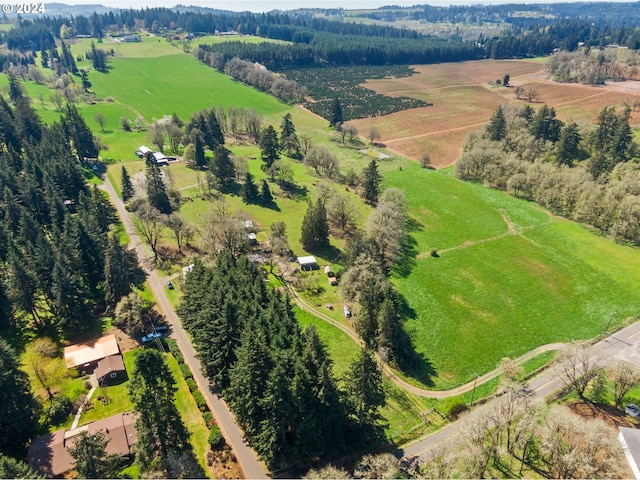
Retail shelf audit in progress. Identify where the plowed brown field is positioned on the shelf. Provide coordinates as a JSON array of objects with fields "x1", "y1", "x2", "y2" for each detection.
[{"x1": 352, "y1": 59, "x2": 640, "y2": 168}]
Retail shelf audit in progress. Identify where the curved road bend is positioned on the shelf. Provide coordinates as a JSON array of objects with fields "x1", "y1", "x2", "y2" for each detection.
[
  {"x1": 292, "y1": 291, "x2": 565, "y2": 399},
  {"x1": 401, "y1": 319, "x2": 640, "y2": 464},
  {"x1": 99, "y1": 177, "x2": 268, "y2": 480}
]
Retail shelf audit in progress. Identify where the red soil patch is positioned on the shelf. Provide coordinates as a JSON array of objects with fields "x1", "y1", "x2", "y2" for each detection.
[
  {"x1": 353, "y1": 59, "x2": 640, "y2": 167},
  {"x1": 568, "y1": 400, "x2": 637, "y2": 429}
]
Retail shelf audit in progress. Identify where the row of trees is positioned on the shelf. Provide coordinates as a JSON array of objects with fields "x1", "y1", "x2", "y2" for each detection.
[
  {"x1": 457, "y1": 104, "x2": 640, "y2": 245},
  {"x1": 178, "y1": 252, "x2": 386, "y2": 470},
  {"x1": 547, "y1": 49, "x2": 640, "y2": 85}
]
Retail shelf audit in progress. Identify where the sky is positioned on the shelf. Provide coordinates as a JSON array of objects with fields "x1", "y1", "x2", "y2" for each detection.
[{"x1": 53, "y1": 0, "x2": 626, "y2": 13}]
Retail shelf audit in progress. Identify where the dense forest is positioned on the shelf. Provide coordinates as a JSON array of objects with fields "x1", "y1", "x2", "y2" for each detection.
[
  {"x1": 0, "y1": 89, "x2": 146, "y2": 336},
  {"x1": 178, "y1": 253, "x2": 385, "y2": 471}
]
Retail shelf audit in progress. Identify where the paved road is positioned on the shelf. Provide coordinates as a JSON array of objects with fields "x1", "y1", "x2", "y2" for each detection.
[
  {"x1": 100, "y1": 177, "x2": 268, "y2": 480},
  {"x1": 401, "y1": 319, "x2": 640, "y2": 464}
]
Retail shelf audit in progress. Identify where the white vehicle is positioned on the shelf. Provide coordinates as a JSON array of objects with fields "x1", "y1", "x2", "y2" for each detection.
[
  {"x1": 626, "y1": 404, "x2": 640, "y2": 417},
  {"x1": 141, "y1": 332, "x2": 162, "y2": 343}
]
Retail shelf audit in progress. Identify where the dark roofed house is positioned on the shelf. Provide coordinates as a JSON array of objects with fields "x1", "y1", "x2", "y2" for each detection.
[
  {"x1": 28, "y1": 413, "x2": 138, "y2": 478},
  {"x1": 94, "y1": 354, "x2": 126, "y2": 385}
]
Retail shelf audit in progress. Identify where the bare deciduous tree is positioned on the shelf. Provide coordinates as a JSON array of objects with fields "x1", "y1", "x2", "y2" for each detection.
[
  {"x1": 328, "y1": 192, "x2": 359, "y2": 235},
  {"x1": 367, "y1": 126, "x2": 381, "y2": 145},
  {"x1": 555, "y1": 342, "x2": 604, "y2": 399},
  {"x1": 353, "y1": 453, "x2": 400, "y2": 479},
  {"x1": 94, "y1": 113, "x2": 107, "y2": 132},
  {"x1": 540, "y1": 405, "x2": 623, "y2": 479},
  {"x1": 611, "y1": 361, "x2": 639, "y2": 407},
  {"x1": 420, "y1": 152, "x2": 432, "y2": 169},
  {"x1": 132, "y1": 202, "x2": 166, "y2": 260},
  {"x1": 203, "y1": 199, "x2": 247, "y2": 257}
]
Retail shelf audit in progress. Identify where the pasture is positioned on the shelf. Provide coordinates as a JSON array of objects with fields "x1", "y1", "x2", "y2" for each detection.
[
  {"x1": 385, "y1": 164, "x2": 640, "y2": 389},
  {"x1": 354, "y1": 59, "x2": 640, "y2": 167}
]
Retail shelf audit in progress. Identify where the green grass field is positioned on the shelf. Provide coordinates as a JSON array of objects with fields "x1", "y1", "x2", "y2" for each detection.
[
  {"x1": 386, "y1": 164, "x2": 640, "y2": 389},
  {"x1": 89, "y1": 54, "x2": 288, "y2": 122}
]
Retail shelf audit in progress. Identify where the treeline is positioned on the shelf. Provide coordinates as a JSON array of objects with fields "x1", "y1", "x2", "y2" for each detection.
[
  {"x1": 0, "y1": 91, "x2": 145, "y2": 335},
  {"x1": 547, "y1": 49, "x2": 639, "y2": 84},
  {"x1": 455, "y1": 103, "x2": 640, "y2": 245},
  {"x1": 197, "y1": 34, "x2": 482, "y2": 70},
  {"x1": 178, "y1": 252, "x2": 385, "y2": 471}
]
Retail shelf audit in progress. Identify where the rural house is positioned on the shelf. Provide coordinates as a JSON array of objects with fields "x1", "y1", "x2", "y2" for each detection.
[
  {"x1": 64, "y1": 334, "x2": 120, "y2": 371},
  {"x1": 28, "y1": 412, "x2": 138, "y2": 477},
  {"x1": 94, "y1": 354, "x2": 127, "y2": 385}
]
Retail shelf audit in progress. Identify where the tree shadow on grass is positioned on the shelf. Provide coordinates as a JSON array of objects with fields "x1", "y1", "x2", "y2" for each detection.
[
  {"x1": 394, "y1": 296, "x2": 437, "y2": 387},
  {"x1": 392, "y1": 218, "x2": 423, "y2": 278},
  {"x1": 306, "y1": 244, "x2": 343, "y2": 264}
]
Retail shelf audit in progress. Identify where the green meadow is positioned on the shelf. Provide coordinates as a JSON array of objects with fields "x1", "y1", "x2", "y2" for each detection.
[{"x1": 386, "y1": 165, "x2": 640, "y2": 389}]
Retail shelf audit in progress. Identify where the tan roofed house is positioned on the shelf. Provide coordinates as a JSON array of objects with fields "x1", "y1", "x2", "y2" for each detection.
[
  {"x1": 28, "y1": 412, "x2": 138, "y2": 477},
  {"x1": 64, "y1": 334, "x2": 120, "y2": 369}
]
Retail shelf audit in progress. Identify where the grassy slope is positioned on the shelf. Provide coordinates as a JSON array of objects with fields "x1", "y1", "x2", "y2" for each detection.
[{"x1": 387, "y1": 165, "x2": 640, "y2": 389}]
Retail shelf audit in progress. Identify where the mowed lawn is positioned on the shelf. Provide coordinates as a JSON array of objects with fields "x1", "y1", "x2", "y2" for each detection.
[{"x1": 387, "y1": 164, "x2": 640, "y2": 389}]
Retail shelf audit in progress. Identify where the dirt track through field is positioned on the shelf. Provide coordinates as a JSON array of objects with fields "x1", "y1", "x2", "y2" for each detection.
[{"x1": 418, "y1": 209, "x2": 551, "y2": 258}]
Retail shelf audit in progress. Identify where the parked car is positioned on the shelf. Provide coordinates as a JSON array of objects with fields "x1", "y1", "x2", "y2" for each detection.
[
  {"x1": 141, "y1": 332, "x2": 162, "y2": 343},
  {"x1": 626, "y1": 404, "x2": 640, "y2": 417},
  {"x1": 167, "y1": 281, "x2": 174, "y2": 290},
  {"x1": 154, "y1": 325, "x2": 169, "y2": 333}
]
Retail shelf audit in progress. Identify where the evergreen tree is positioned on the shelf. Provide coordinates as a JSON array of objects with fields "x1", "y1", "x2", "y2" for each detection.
[
  {"x1": 121, "y1": 165, "x2": 134, "y2": 201},
  {"x1": 227, "y1": 319, "x2": 271, "y2": 439},
  {"x1": 129, "y1": 349, "x2": 197, "y2": 477},
  {"x1": 260, "y1": 179, "x2": 273, "y2": 205},
  {"x1": 259, "y1": 125, "x2": 280, "y2": 171},
  {"x1": 7, "y1": 73, "x2": 23, "y2": 103},
  {"x1": 63, "y1": 103, "x2": 98, "y2": 160},
  {"x1": 0, "y1": 454, "x2": 41, "y2": 479},
  {"x1": 0, "y1": 339, "x2": 40, "y2": 457},
  {"x1": 300, "y1": 199, "x2": 329, "y2": 250},
  {"x1": 292, "y1": 326, "x2": 346, "y2": 461},
  {"x1": 90, "y1": 41, "x2": 108, "y2": 71},
  {"x1": 103, "y1": 234, "x2": 146, "y2": 309},
  {"x1": 330, "y1": 98, "x2": 343, "y2": 127},
  {"x1": 60, "y1": 40, "x2": 78, "y2": 74},
  {"x1": 69, "y1": 431, "x2": 124, "y2": 479},
  {"x1": 556, "y1": 122, "x2": 581, "y2": 166},
  {"x1": 145, "y1": 154, "x2": 172, "y2": 214},
  {"x1": 206, "y1": 108, "x2": 224, "y2": 149},
  {"x1": 343, "y1": 348, "x2": 385, "y2": 429},
  {"x1": 194, "y1": 133, "x2": 206, "y2": 168},
  {"x1": 486, "y1": 104, "x2": 506, "y2": 141},
  {"x1": 361, "y1": 160, "x2": 382, "y2": 206},
  {"x1": 280, "y1": 112, "x2": 299, "y2": 156},
  {"x1": 530, "y1": 104, "x2": 563, "y2": 143},
  {"x1": 240, "y1": 171, "x2": 259, "y2": 204},
  {"x1": 210, "y1": 145, "x2": 235, "y2": 191}
]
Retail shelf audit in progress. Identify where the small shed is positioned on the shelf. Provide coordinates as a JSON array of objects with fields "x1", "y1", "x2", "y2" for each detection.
[
  {"x1": 328, "y1": 276, "x2": 338, "y2": 286},
  {"x1": 95, "y1": 354, "x2": 126, "y2": 385},
  {"x1": 247, "y1": 233, "x2": 258, "y2": 245},
  {"x1": 343, "y1": 305, "x2": 351, "y2": 318},
  {"x1": 243, "y1": 220, "x2": 254, "y2": 229},
  {"x1": 324, "y1": 265, "x2": 334, "y2": 276},
  {"x1": 182, "y1": 263, "x2": 194, "y2": 280},
  {"x1": 135, "y1": 145, "x2": 152, "y2": 158},
  {"x1": 297, "y1": 256, "x2": 318, "y2": 271}
]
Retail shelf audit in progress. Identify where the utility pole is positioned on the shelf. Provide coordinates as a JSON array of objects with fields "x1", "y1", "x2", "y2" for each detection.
[
  {"x1": 604, "y1": 312, "x2": 615, "y2": 337},
  {"x1": 470, "y1": 372, "x2": 479, "y2": 406}
]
